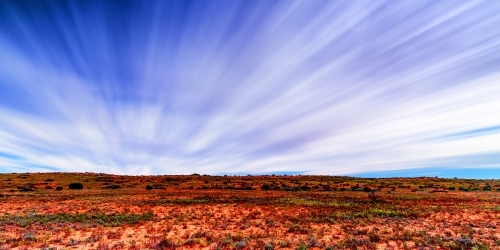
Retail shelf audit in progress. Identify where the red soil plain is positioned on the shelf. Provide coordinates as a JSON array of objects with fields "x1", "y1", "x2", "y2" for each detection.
[{"x1": 0, "y1": 173, "x2": 499, "y2": 250}]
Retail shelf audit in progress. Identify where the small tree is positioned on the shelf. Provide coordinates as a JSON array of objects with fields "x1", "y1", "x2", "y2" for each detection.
[
  {"x1": 261, "y1": 184, "x2": 271, "y2": 190},
  {"x1": 146, "y1": 185, "x2": 154, "y2": 190},
  {"x1": 68, "y1": 182, "x2": 84, "y2": 190}
]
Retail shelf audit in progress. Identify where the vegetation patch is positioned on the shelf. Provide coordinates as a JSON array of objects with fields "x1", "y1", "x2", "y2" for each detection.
[{"x1": 0, "y1": 212, "x2": 155, "y2": 227}]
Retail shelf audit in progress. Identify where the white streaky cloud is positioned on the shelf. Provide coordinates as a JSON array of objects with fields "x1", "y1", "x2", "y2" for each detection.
[{"x1": 0, "y1": 0, "x2": 499, "y2": 176}]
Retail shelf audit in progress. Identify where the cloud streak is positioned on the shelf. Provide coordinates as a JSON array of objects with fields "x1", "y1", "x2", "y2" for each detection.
[{"x1": 0, "y1": 0, "x2": 499, "y2": 176}]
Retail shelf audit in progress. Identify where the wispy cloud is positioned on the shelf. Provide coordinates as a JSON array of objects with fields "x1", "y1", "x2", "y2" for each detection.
[{"x1": 0, "y1": 0, "x2": 499, "y2": 176}]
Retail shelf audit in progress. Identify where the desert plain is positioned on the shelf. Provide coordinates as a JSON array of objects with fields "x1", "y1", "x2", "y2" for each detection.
[{"x1": 0, "y1": 173, "x2": 499, "y2": 250}]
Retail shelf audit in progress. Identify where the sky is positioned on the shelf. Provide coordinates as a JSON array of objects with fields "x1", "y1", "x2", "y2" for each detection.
[{"x1": 0, "y1": 0, "x2": 499, "y2": 177}]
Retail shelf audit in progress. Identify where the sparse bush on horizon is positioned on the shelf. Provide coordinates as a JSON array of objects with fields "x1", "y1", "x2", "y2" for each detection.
[
  {"x1": 105, "y1": 184, "x2": 121, "y2": 189},
  {"x1": 68, "y1": 182, "x2": 84, "y2": 190}
]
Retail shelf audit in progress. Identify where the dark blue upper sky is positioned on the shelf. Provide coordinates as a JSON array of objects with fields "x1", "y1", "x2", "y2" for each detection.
[{"x1": 0, "y1": 0, "x2": 499, "y2": 177}]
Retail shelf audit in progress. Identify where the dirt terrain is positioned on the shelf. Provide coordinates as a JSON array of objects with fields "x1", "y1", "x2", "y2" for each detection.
[{"x1": 0, "y1": 173, "x2": 499, "y2": 249}]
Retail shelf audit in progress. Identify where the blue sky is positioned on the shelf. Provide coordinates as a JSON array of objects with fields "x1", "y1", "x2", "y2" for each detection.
[{"x1": 0, "y1": 0, "x2": 499, "y2": 177}]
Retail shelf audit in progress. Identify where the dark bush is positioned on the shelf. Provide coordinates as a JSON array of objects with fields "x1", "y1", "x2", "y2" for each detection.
[
  {"x1": 301, "y1": 185, "x2": 311, "y2": 191},
  {"x1": 105, "y1": 184, "x2": 121, "y2": 189},
  {"x1": 363, "y1": 187, "x2": 372, "y2": 192},
  {"x1": 56, "y1": 186, "x2": 63, "y2": 191},
  {"x1": 264, "y1": 244, "x2": 274, "y2": 250},
  {"x1": 146, "y1": 185, "x2": 154, "y2": 190},
  {"x1": 448, "y1": 186, "x2": 456, "y2": 190},
  {"x1": 261, "y1": 184, "x2": 271, "y2": 190},
  {"x1": 68, "y1": 182, "x2": 84, "y2": 190},
  {"x1": 45, "y1": 186, "x2": 53, "y2": 189},
  {"x1": 19, "y1": 187, "x2": 35, "y2": 192},
  {"x1": 368, "y1": 232, "x2": 381, "y2": 242}
]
